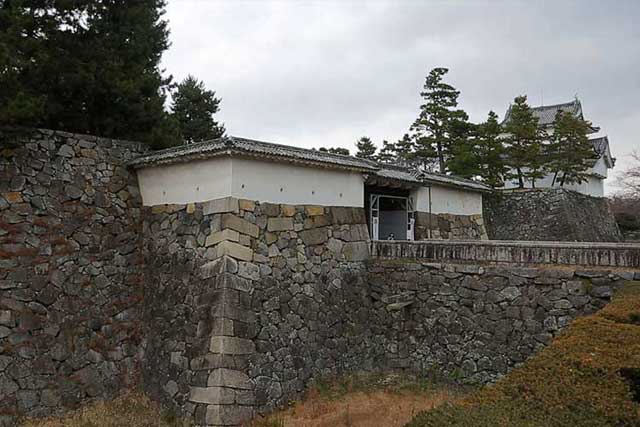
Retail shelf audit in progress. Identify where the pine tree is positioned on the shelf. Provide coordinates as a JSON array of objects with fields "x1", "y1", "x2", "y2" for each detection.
[
  {"x1": 395, "y1": 133, "x2": 422, "y2": 167},
  {"x1": 410, "y1": 67, "x2": 468, "y2": 173},
  {"x1": 503, "y1": 95, "x2": 546, "y2": 188},
  {"x1": 377, "y1": 140, "x2": 397, "y2": 164},
  {"x1": 355, "y1": 136, "x2": 377, "y2": 160},
  {"x1": 0, "y1": 0, "x2": 178, "y2": 148},
  {"x1": 172, "y1": 75, "x2": 225, "y2": 143},
  {"x1": 476, "y1": 111, "x2": 508, "y2": 187},
  {"x1": 547, "y1": 111, "x2": 595, "y2": 186},
  {"x1": 445, "y1": 113, "x2": 476, "y2": 178},
  {"x1": 318, "y1": 147, "x2": 350, "y2": 156}
]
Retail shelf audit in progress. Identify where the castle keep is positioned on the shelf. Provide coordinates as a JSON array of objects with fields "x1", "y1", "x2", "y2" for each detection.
[{"x1": 1, "y1": 129, "x2": 638, "y2": 426}]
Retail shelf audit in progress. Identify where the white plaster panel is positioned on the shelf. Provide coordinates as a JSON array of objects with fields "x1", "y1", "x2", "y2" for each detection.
[
  {"x1": 136, "y1": 156, "x2": 365, "y2": 207},
  {"x1": 136, "y1": 157, "x2": 233, "y2": 206},
  {"x1": 230, "y1": 158, "x2": 364, "y2": 207},
  {"x1": 413, "y1": 185, "x2": 483, "y2": 215},
  {"x1": 503, "y1": 168, "x2": 605, "y2": 197}
]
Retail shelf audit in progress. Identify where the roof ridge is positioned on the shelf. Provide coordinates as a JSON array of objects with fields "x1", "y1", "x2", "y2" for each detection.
[
  {"x1": 229, "y1": 135, "x2": 379, "y2": 166},
  {"x1": 530, "y1": 99, "x2": 579, "y2": 110},
  {"x1": 128, "y1": 135, "x2": 379, "y2": 171}
]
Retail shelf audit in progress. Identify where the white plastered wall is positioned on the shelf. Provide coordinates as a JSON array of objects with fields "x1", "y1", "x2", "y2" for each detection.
[
  {"x1": 136, "y1": 156, "x2": 365, "y2": 207},
  {"x1": 503, "y1": 159, "x2": 607, "y2": 197},
  {"x1": 230, "y1": 158, "x2": 363, "y2": 207},
  {"x1": 136, "y1": 157, "x2": 233, "y2": 206},
  {"x1": 412, "y1": 184, "x2": 483, "y2": 215}
]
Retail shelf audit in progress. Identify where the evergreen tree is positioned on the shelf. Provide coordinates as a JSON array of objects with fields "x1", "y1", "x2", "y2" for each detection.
[
  {"x1": 503, "y1": 95, "x2": 546, "y2": 188},
  {"x1": 547, "y1": 110, "x2": 595, "y2": 186},
  {"x1": 172, "y1": 75, "x2": 225, "y2": 143},
  {"x1": 377, "y1": 140, "x2": 397, "y2": 164},
  {"x1": 395, "y1": 133, "x2": 422, "y2": 167},
  {"x1": 445, "y1": 114, "x2": 476, "y2": 178},
  {"x1": 476, "y1": 111, "x2": 508, "y2": 187},
  {"x1": 355, "y1": 136, "x2": 377, "y2": 160},
  {"x1": 0, "y1": 0, "x2": 178, "y2": 148},
  {"x1": 318, "y1": 147, "x2": 350, "y2": 156},
  {"x1": 410, "y1": 67, "x2": 468, "y2": 173}
]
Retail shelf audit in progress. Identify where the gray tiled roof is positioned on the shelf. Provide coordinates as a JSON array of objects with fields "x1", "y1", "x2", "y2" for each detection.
[
  {"x1": 128, "y1": 136, "x2": 379, "y2": 171},
  {"x1": 129, "y1": 136, "x2": 490, "y2": 192},
  {"x1": 503, "y1": 99, "x2": 583, "y2": 127},
  {"x1": 374, "y1": 164, "x2": 491, "y2": 191},
  {"x1": 374, "y1": 164, "x2": 422, "y2": 183},
  {"x1": 589, "y1": 136, "x2": 609, "y2": 156}
]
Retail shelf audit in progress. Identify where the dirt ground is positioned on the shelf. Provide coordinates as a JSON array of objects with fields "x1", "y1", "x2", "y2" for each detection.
[{"x1": 251, "y1": 388, "x2": 458, "y2": 427}]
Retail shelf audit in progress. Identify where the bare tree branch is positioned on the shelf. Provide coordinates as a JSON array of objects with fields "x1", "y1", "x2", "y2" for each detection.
[{"x1": 616, "y1": 150, "x2": 640, "y2": 197}]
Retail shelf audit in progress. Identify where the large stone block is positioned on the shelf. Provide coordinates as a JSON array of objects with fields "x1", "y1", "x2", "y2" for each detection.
[
  {"x1": 210, "y1": 336, "x2": 255, "y2": 355},
  {"x1": 343, "y1": 241, "x2": 370, "y2": 261},
  {"x1": 338, "y1": 224, "x2": 370, "y2": 242},
  {"x1": 280, "y1": 205, "x2": 296, "y2": 217},
  {"x1": 208, "y1": 368, "x2": 253, "y2": 389},
  {"x1": 298, "y1": 228, "x2": 328, "y2": 246},
  {"x1": 221, "y1": 214, "x2": 259, "y2": 238},
  {"x1": 206, "y1": 404, "x2": 254, "y2": 426},
  {"x1": 305, "y1": 205, "x2": 324, "y2": 216},
  {"x1": 200, "y1": 256, "x2": 239, "y2": 278},
  {"x1": 238, "y1": 199, "x2": 255, "y2": 212},
  {"x1": 267, "y1": 217, "x2": 294, "y2": 232},
  {"x1": 206, "y1": 229, "x2": 240, "y2": 247},
  {"x1": 204, "y1": 197, "x2": 239, "y2": 215},
  {"x1": 260, "y1": 203, "x2": 280, "y2": 217},
  {"x1": 190, "y1": 354, "x2": 228, "y2": 371},
  {"x1": 189, "y1": 386, "x2": 235, "y2": 405},
  {"x1": 216, "y1": 241, "x2": 254, "y2": 262},
  {"x1": 327, "y1": 207, "x2": 366, "y2": 225}
]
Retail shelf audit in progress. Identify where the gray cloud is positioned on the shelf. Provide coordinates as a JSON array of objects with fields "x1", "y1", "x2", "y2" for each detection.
[{"x1": 163, "y1": 0, "x2": 640, "y2": 193}]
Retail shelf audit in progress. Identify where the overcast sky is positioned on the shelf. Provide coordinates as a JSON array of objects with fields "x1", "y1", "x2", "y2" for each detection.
[{"x1": 162, "y1": 0, "x2": 639, "y2": 194}]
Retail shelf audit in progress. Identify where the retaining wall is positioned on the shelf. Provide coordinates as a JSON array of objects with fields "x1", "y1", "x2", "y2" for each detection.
[
  {"x1": 484, "y1": 188, "x2": 622, "y2": 242},
  {"x1": 2, "y1": 129, "x2": 640, "y2": 427},
  {"x1": 141, "y1": 200, "x2": 635, "y2": 427},
  {"x1": 0, "y1": 129, "x2": 147, "y2": 425},
  {"x1": 140, "y1": 198, "x2": 370, "y2": 426}
]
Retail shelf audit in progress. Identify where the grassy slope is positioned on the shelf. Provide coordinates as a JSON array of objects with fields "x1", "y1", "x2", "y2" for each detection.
[
  {"x1": 252, "y1": 374, "x2": 465, "y2": 427},
  {"x1": 406, "y1": 282, "x2": 640, "y2": 427},
  {"x1": 20, "y1": 393, "x2": 189, "y2": 427}
]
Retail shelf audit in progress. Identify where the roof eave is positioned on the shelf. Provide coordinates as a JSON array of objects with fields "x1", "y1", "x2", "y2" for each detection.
[
  {"x1": 421, "y1": 177, "x2": 492, "y2": 193},
  {"x1": 128, "y1": 148, "x2": 377, "y2": 173}
]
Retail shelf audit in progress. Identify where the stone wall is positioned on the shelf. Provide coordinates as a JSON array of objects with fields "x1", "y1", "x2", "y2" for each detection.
[
  {"x1": 140, "y1": 198, "x2": 370, "y2": 426},
  {"x1": 363, "y1": 260, "x2": 626, "y2": 382},
  {"x1": 1, "y1": 129, "x2": 636, "y2": 427},
  {"x1": 140, "y1": 197, "x2": 635, "y2": 427},
  {"x1": 414, "y1": 212, "x2": 487, "y2": 240},
  {"x1": 0, "y1": 129, "x2": 147, "y2": 425},
  {"x1": 484, "y1": 188, "x2": 622, "y2": 242}
]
